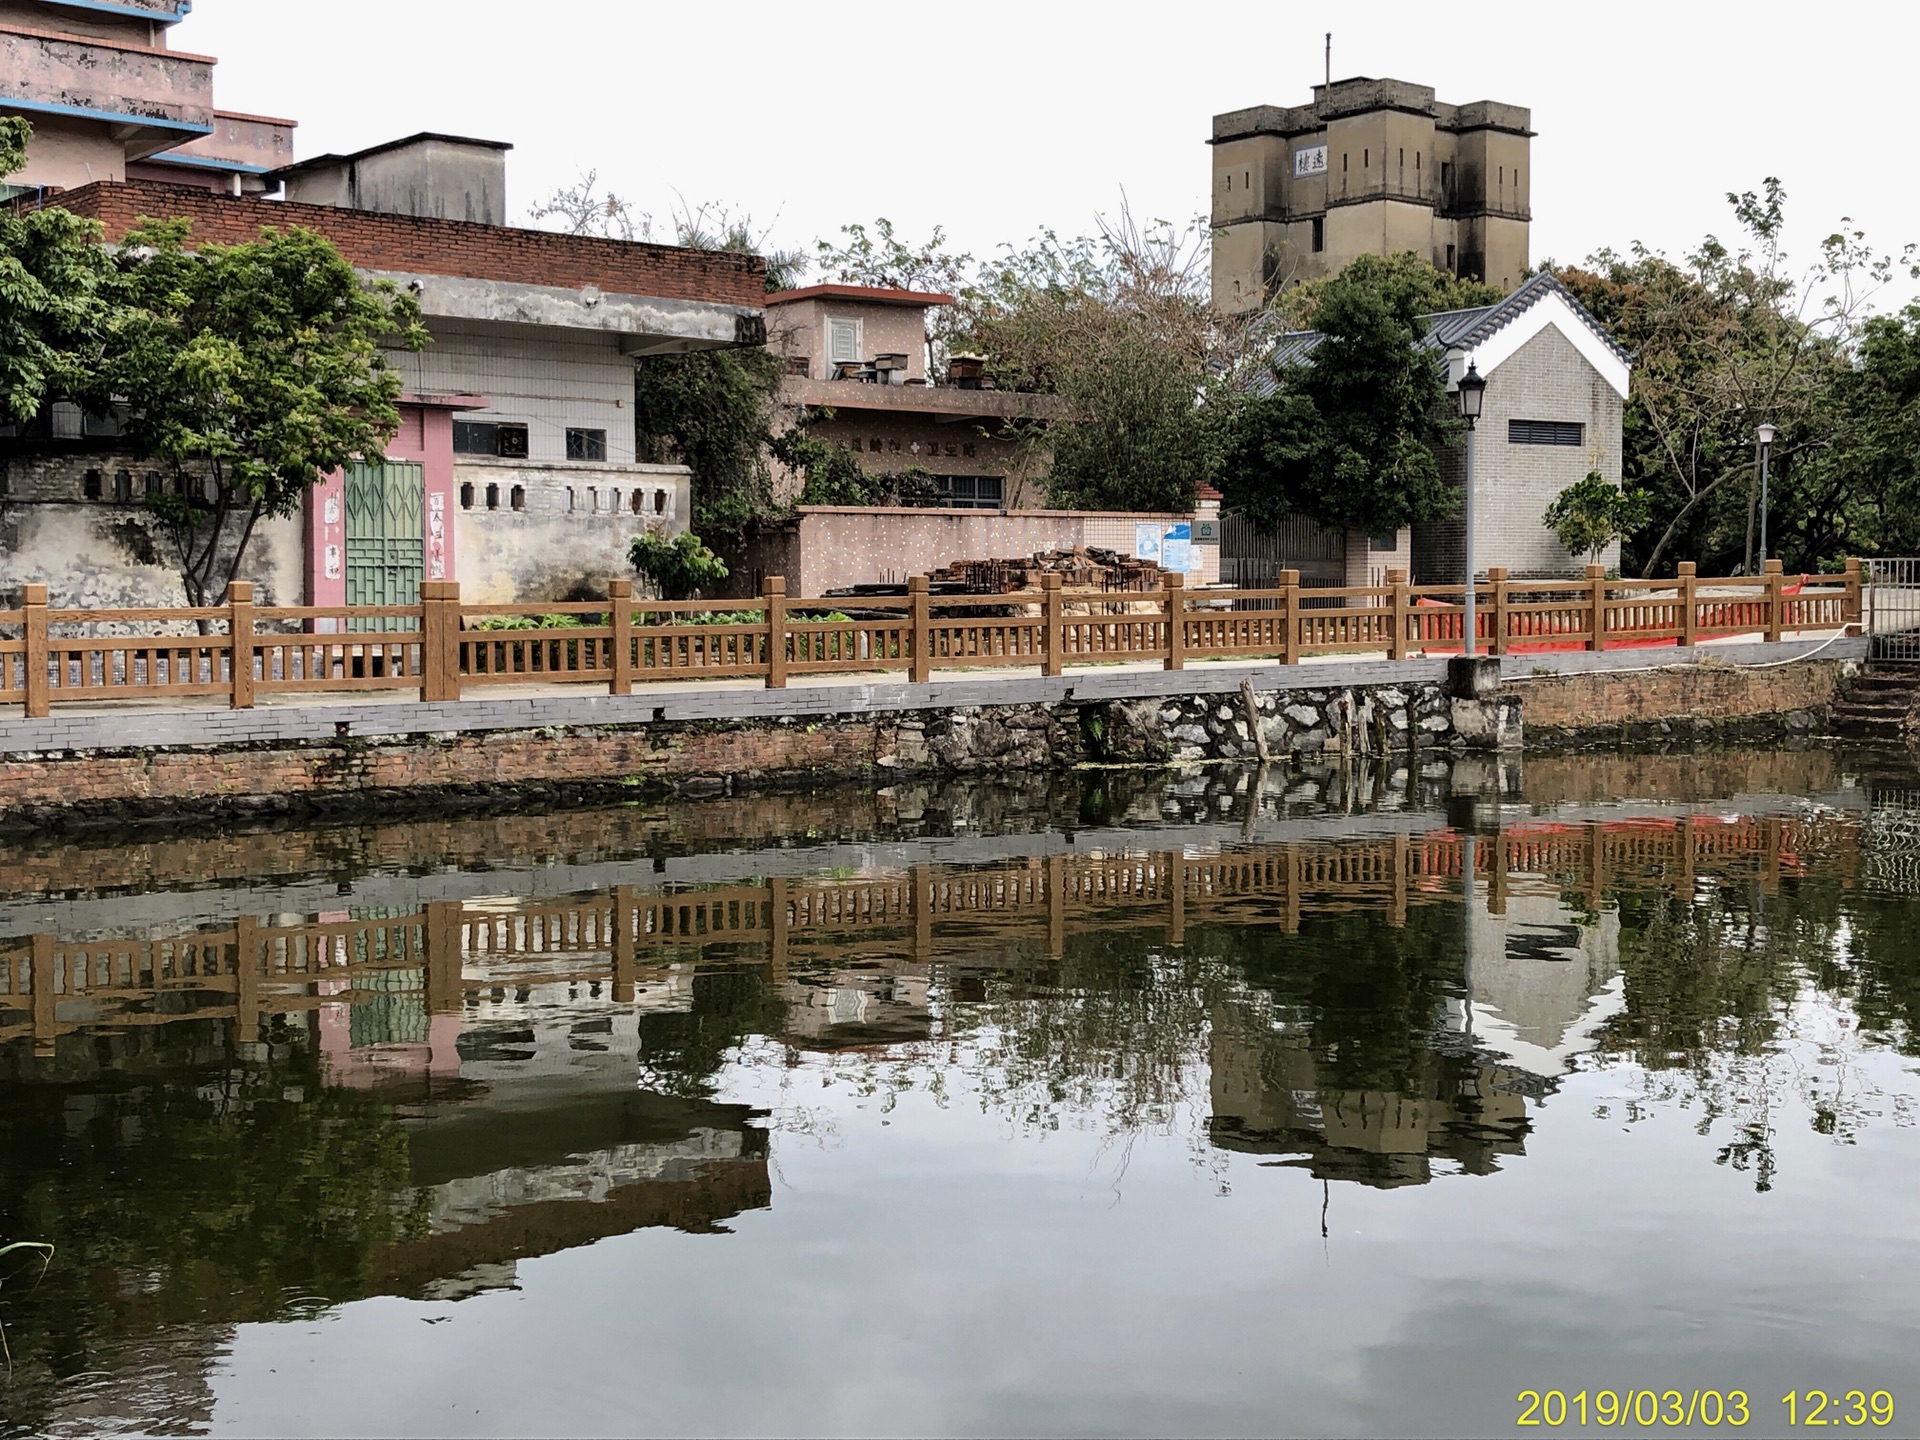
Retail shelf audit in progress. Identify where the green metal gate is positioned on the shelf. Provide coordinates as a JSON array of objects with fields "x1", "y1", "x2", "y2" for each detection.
[{"x1": 344, "y1": 461, "x2": 425, "y2": 630}]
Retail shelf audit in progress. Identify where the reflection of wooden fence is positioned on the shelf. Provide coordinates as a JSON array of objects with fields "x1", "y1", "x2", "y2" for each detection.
[
  {"x1": 1, "y1": 560, "x2": 1863, "y2": 716},
  {"x1": 0, "y1": 816, "x2": 1844, "y2": 1053}
]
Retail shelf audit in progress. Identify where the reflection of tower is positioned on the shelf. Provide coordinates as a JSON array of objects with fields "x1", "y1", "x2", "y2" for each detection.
[{"x1": 1207, "y1": 1019, "x2": 1532, "y2": 1189}]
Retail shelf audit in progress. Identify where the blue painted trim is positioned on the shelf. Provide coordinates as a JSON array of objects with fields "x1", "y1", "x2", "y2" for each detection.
[
  {"x1": 0, "y1": 94, "x2": 211, "y2": 140},
  {"x1": 34, "y1": 0, "x2": 190, "y2": 24},
  {"x1": 143, "y1": 152, "x2": 270, "y2": 174}
]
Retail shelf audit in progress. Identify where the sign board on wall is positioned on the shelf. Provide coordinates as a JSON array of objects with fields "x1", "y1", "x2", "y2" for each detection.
[
  {"x1": 1294, "y1": 144, "x2": 1328, "y2": 178},
  {"x1": 1137, "y1": 522, "x2": 1201, "y2": 574}
]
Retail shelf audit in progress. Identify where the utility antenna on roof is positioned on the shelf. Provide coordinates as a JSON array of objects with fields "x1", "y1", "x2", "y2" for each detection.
[{"x1": 1325, "y1": 33, "x2": 1332, "y2": 90}]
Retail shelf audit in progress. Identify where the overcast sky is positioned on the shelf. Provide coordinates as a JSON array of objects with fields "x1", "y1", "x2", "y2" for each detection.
[{"x1": 178, "y1": 0, "x2": 1913, "y2": 303}]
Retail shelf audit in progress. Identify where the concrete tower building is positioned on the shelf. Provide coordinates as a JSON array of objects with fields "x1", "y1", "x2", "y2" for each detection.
[{"x1": 1210, "y1": 76, "x2": 1532, "y2": 313}]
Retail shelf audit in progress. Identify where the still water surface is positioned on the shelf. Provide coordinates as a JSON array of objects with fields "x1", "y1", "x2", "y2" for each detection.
[{"x1": 2, "y1": 753, "x2": 1918, "y2": 1437}]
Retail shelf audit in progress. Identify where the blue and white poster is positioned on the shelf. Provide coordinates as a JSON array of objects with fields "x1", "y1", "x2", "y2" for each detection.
[{"x1": 1162, "y1": 523, "x2": 1194, "y2": 576}]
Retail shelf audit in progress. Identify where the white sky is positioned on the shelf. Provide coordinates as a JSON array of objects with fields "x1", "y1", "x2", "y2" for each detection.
[{"x1": 177, "y1": 0, "x2": 1915, "y2": 304}]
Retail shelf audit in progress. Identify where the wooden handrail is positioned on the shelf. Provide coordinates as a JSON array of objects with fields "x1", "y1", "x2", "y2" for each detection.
[{"x1": 2, "y1": 563, "x2": 1864, "y2": 713}]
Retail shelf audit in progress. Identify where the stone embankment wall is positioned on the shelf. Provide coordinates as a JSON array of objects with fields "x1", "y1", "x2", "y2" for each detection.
[
  {"x1": 0, "y1": 677, "x2": 1500, "y2": 830},
  {"x1": 0, "y1": 647, "x2": 1859, "y2": 831}
]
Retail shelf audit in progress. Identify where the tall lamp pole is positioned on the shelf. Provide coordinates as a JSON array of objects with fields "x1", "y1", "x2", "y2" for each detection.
[
  {"x1": 1756, "y1": 423, "x2": 1777, "y2": 570},
  {"x1": 1455, "y1": 362, "x2": 1488, "y2": 656}
]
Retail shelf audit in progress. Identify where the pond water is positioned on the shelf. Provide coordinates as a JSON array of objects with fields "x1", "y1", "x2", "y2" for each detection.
[{"x1": 2, "y1": 752, "x2": 1918, "y2": 1438}]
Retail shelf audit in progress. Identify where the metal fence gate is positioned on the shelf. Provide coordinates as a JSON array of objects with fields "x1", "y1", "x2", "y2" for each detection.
[
  {"x1": 344, "y1": 461, "x2": 425, "y2": 632},
  {"x1": 1868, "y1": 559, "x2": 1920, "y2": 663}
]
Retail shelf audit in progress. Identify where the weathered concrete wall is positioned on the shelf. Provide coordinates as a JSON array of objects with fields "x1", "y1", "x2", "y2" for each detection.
[
  {"x1": 1515, "y1": 655, "x2": 1848, "y2": 748},
  {"x1": 0, "y1": 500, "x2": 302, "y2": 608},
  {"x1": 454, "y1": 460, "x2": 687, "y2": 602}
]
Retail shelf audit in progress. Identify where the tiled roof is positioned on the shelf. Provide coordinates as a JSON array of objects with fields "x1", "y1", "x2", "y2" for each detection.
[{"x1": 1246, "y1": 271, "x2": 1628, "y2": 396}]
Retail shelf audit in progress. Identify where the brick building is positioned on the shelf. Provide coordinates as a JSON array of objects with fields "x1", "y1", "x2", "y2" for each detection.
[
  {"x1": 765, "y1": 285, "x2": 1065, "y2": 510},
  {"x1": 1226, "y1": 272, "x2": 1629, "y2": 585},
  {"x1": 1, "y1": 137, "x2": 769, "y2": 607}
]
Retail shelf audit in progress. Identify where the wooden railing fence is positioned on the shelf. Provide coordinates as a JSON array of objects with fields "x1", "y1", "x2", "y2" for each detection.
[
  {"x1": 0, "y1": 815, "x2": 1840, "y2": 1052},
  {"x1": 0, "y1": 560, "x2": 1863, "y2": 717}
]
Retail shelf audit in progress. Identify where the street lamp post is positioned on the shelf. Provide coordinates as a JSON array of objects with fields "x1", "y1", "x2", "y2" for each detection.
[
  {"x1": 1756, "y1": 423, "x2": 1778, "y2": 570},
  {"x1": 1454, "y1": 362, "x2": 1488, "y2": 656}
]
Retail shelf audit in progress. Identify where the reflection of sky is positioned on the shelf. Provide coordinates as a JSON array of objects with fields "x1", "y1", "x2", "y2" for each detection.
[{"x1": 207, "y1": 1003, "x2": 1920, "y2": 1440}]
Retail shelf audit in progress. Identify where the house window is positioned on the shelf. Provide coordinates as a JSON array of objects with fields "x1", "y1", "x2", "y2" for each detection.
[
  {"x1": 114, "y1": 470, "x2": 132, "y2": 503},
  {"x1": 566, "y1": 428, "x2": 608, "y2": 462},
  {"x1": 1446, "y1": 242, "x2": 1457, "y2": 272},
  {"x1": 786, "y1": 355, "x2": 811, "y2": 378},
  {"x1": 454, "y1": 421, "x2": 530, "y2": 458},
  {"x1": 83, "y1": 468, "x2": 102, "y2": 500},
  {"x1": 1440, "y1": 161, "x2": 1453, "y2": 191},
  {"x1": 145, "y1": 471, "x2": 162, "y2": 497},
  {"x1": 1311, "y1": 217, "x2": 1324, "y2": 253},
  {"x1": 827, "y1": 318, "x2": 861, "y2": 367},
  {"x1": 933, "y1": 475, "x2": 1005, "y2": 511},
  {"x1": 1509, "y1": 419, "x2": 1586, "y2": 447},
  {"x1": 1370, "y1": 533, "x2": 1398, "y2": 552}
]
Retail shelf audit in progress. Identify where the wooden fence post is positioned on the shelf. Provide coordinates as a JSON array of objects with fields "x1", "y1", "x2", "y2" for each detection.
[
  {"x1": 1586, "y1": 564, "x2": 1608, "y2": 652},
  {"x1": 1677, "y1": 562, "x2": 1698, "y2": 647},
  {"x1": 764, "y1": 576, "x2": 788, "y2": 689},
  {"x1": 1042, "y1": 573, "x2": 1064, "y2": 678},
  {"x1": 611, "y1": 885, "x2": 637, "y2": 1003},
  {"x1": 1486, "y1": 566, "x2": 1509, "y2": 656},
  {"x1": 1386, "y1": 569, "x2": 1408, "y2": 661},
  {"x1": 226, "y1": 581, "x2": 255, "y2": 709},
  {"x1": 1163, "y1": 572, "x2": 1185, "y2": 671},
  {"x1": 1764, "y1": 558, "x2": 1785, "y2": 643},
  {"x1": 1844, "y1": 557, "x2": 1864, "y2": 635},
  {"x1": 420, "y1": 580, "x2": 462, "y2": 703},
  {"x1": 424, "y1": 900, "x2": 465, "y2": 1015},
  {"x1": 909, "y1": 575, "x2": 932, "y2": 684},
  {"x1": 232, "y1": 912, "x2": 260, "y2": 1044},
  {"x1": 608, "y1": 579, "x2": 634, "y2": 696},
  {"x1": 1278, "y1": 568, "x2": 1299, "y2": 665},
  {"x1": 22, "y1": 583, "x2": 49, "y2": 719}
]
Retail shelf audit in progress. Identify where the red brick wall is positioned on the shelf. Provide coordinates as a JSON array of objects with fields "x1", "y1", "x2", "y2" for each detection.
[{"x1": 54, "y1": 180, "x2": 767, "y2": 307}]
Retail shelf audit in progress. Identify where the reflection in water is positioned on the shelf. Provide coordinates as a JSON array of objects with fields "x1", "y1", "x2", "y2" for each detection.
[{"x1": 0, "y1": 761, "x2": 1917, "y2": 1436}]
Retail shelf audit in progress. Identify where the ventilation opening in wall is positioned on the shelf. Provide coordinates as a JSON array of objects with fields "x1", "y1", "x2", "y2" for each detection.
[
  {"x1": 486, "y1": 482, "x2": 501, "y2": 510},
  {"x1": 567, "y1": 487, "x2": 576, "y2": 512},
  {"x1": 145, "y1": 471, "x2": 162, "y2": 497},
  {"x1": 510, "y1": 485, "x2": 525, "y2": 511},
  {"x1": 113, "y1": 469, "x2": 132, "y2": 502},
  {"x1": 460, "y1": 482, "x2": 475, "y2": 509},
  {"x1": 630, "y1": 490, "x2": 644, "y2": 515},
  {"x1": 0, "y1": 460, "x2": 8, "y2": 497},
  {"x1": 654, "y1": 490, "x2": 666, "y2": 515}
]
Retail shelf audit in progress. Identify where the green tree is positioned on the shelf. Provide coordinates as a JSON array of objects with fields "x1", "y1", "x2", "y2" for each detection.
[
  {"x1": 1554, "y1": 179, "x2": 1914, "y2": 575},
  {"x1": 961, "y1": 209, "x2": 1233, "y2": 512},
  {"x1": 629, "y1": 529, "x2": 728, "y2": 600},
  {"x1": 1273, "y1": 249, "x2": 1502, "y2": 330},
  {"x1": 1219, "y1": 253, "x2": 1462, "y2": 536},
  {"x1": 1823, "y1": 305, "x2": 1920, "y2": 555},
  {"x1": 768, "y1": 422, "x2": 942, "y2": 507},
  {"x1": 105, "y1": 220, "x2": 427, "y2": 608},
  {"x1": 635, "y1": 346, "x2": 786, "y2": 538},
  {"x1": 0, "y1": 205, "x2": 122, "y2": 429},
  {"x1": 1543, "y1": 471, "x2": 1653, "y2": 566},
  {"x1": 0, "y1": 115, "x2": 29, "y2": 177}
]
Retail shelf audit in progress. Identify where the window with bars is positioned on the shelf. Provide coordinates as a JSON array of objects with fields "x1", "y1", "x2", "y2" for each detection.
[
  {"x1": 566, "y1": 428, "x2": 608, "y2": 462},
  {"x1": 1508, "y1": 419, "x2": 1585, "y2": 447},
  {"x1": 454, "y1": 421, "x2": 530, "y2": 458}
]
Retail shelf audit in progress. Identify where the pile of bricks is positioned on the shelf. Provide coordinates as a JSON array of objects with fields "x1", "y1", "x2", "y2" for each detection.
[{"x1": 929, "y1": 547, "x2": 1166, "y2": 594}]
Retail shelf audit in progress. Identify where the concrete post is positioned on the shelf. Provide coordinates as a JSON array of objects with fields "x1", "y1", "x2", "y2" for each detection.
[
  {"x1": 1586, "y1": 564, "x2": 1608, "y2": 652},
  {"x1": 1042, "y1": 573, "x2": 1064, "y2": 678},
  {"x1": 22, "y1": 583, "x2": 49, "y2": 719},
  {"x1": 1764, "y1": 558, "x2": 1785, "y2": 643},
  {"x1": 1486, "y1": 566, "x2": 1509, "y2": 657},
  {"x1": 1386, "y1": 569, "x2": 1408, "y2": 661},
  {"x1": 909, "y1": 575, "x2": 932, "y2": 684},
  {"x1": 1163, "y1": 573, "x2": 1186, "y2": 671},
  {"x1": 1677, "y1": 562, "x2": 1698, "y2": 647},
  {"x1": 608, "y1": 579, "x2": 634, "y2": 696},
  {"x1": 764, "y1": 577, "x2": 788, "y2": 689},
  {"x1": 1278, "y1": 568, "x2": 1299, "y2": 664},
  {"x1": 226, "y1": 582, "x2": 255, "y2": 710}
]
